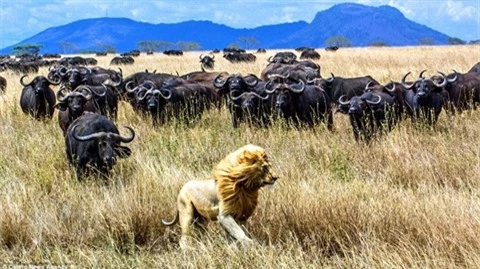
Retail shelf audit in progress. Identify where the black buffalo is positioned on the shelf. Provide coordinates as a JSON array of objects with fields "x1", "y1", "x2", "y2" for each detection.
[
  {"x1": 299, "y1": 49, "x2": 321, "y2": 60},
  {"x1": 265, "y1": 74, "x2": 333, "y2": 129},
  {"x1": 110, "y1": 56, "x2": 134, "y2": 65},
  {"x1": 55, "y1": 86, "x2": 96, "y2": 135},
  {"x1": 316, "y1": 74, "x2": 380, "y2": 104},
  {"x1": 338, "y1": 82, "x2": 401, "y2": 142},
  {"x1": 19, "y1": 74, "x2": 60, "y2": 120},
  {"x1": 437, "y1": 70, "x2": 480, "y2": 113},
  {"x1": 65, "y1": 112, "x2": 135, "y2": 180},
  {"x1": 402, "y1": 70, "x2": 447, "y2": 126},
  {"x1": 199, "y1": 54, "x2": 215, "y2": 71}
]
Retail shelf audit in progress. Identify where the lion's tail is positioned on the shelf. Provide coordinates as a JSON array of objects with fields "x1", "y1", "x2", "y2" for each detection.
[{"x1": 162, "y1": 210, "x2": 179, "y2": 226}]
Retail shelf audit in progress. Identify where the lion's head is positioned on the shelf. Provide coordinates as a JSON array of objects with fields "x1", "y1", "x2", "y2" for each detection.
[{"x1": 213, "y1": 144, "x2": 278, "y2": 220}]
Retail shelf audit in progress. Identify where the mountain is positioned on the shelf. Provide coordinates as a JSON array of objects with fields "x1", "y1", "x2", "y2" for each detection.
[{"x1": 0, "y1": 3, "x2": 450, "y2": 54}]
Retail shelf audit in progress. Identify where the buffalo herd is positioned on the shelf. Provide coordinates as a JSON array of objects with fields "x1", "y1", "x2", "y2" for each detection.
[{"x1": 2, "y1": 49, "x2": 480, "y2": 179}]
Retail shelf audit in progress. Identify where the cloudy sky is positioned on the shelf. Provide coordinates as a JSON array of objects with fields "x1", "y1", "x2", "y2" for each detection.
[{"x1": 0, "y1": 0, "x2": 479, "y2": 49}]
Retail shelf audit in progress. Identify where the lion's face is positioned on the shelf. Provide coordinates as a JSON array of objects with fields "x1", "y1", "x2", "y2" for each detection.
[{"x1": 259, "y1": 159, "x2": 278, "y2": 187}]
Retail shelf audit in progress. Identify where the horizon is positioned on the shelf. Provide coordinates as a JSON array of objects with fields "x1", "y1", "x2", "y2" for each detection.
[{"x1": 0, "y1": 1, "x2": 479, "y2": 50}]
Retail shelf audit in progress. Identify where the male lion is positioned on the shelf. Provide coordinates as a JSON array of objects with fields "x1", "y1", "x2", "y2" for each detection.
[{"x1": 162, "y1": 144, "x2": 278, "y2": 248}]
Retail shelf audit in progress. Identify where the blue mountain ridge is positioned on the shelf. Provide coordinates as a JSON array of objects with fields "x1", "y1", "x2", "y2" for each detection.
[{"x1": 0, "y1": 3, "x2": 450, "y2": 54}]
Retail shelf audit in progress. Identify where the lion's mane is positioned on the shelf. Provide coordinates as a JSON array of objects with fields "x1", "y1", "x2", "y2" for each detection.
[{"x1": 213, "y1": 144, "x2": 269, "y2": 220}]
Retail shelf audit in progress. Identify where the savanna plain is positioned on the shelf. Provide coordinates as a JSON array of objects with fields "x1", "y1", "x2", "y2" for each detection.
[{"x1": 1, "y1": 45, "x2": 480, "y2": 268}]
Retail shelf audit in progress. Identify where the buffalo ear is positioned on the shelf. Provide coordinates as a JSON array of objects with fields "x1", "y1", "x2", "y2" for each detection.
[
  {"x1": 54, "y1": 102, "x2": 68, "y2": 111},
  {"x1": 115, "y1": 146, "x2": 132, "y2": 158}
]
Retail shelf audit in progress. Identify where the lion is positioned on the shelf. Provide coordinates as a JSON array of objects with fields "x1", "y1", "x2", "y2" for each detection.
[{"x1": 162, "y1": 144, "x2": 278, "y2": 248}]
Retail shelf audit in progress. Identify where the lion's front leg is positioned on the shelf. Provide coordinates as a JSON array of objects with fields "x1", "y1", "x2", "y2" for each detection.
[{"x1": 218, "y1": 214, "x2": 253, "y2": 246}]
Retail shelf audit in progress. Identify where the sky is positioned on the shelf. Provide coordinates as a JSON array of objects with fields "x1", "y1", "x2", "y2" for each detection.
[{"x1": 0, "y1": 0, "x2": 479, "y2": 49}]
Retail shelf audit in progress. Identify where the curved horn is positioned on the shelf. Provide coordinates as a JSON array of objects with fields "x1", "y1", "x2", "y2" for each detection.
[
  {"x1": 446, "y1": 70, "x2": 458, "y2": 83},
  {"x1": 307, "y1": 77, "x2": 322, "y2": 85},
  {"x1": 71, "y1": 125, "x2": 106, "y2": 142},
  {"x1": 244, "y1": 74, "x2": 259, "y2": 87},
  {"x1": 20, "y1": 74, "x2": 33, "y2": 87},
  {"x1": 58, "y1": 66, "x2": 68, "y2": 76},
  {"x1": 264, "y1": 80, "x2": 276, "y2": 94},
  {"x1": 229, "y1": 90, "x2": 247, "y2": 101},
  {"x1": 267, "y1": 73, "x2": 289, "y2": 80},
  {"x1": 136, "y1": 88, "x2": 151, "y2": 101},
  {"x1": 401, "y1": 72, "x2": 415, "y2": 90},
  {"x1": 153, "y1": 88, "x2": 172, "y2": 100},
  {"x1": 143, "y1": 80, "x2": 155, "y2": 90},
  {"x1": 419, "y1": 69, "x2": 427, "y2": 78},
  {"x1": 112, "y1": 126, "x2": 135, "y2": 143},
  {"x1": 338, "y1": 95, "x2": 350, "y2": 105},
  {"x1": 384, "y1": 81, "x2": 396, "y2": 93},
  {"x1": 213, "y1": 73, "x2": 232, "y2": 88},
  {"x1": 287, "y1": 80, "x2": 305, "y2": 93},
  {"x1": 325, "y1": 73, "x2": 335, "y2": 83},
  {"x1": 432, "y1": 72, "x2": 447, "y2": 88},
  {"x1": 125, "y1": 80, "x2": 137, "y2": 93},
  {"x1": 267, "y1": 56, "x2": 274, "y2": 63},
  {"x1": 199, "y1": 54, "x2": 204, "y2": 60},
  {"x1": 364, "y1": 81, "x2": 375, "y2": 91},
  {"x1": 250, "y1": 91, "x2": 270, "y2": 100},
  {"x1": 211, "y1": 54, "x2": 215, "y2": 60},
  {"x1": 76, "y1": 86, "x2": 93, "y2": 100},
  {"x1": 56, "y1": 87, "x2": 72, "y2": 102},
  {"x1": 366, "y1": 93, "x2": 382, "y2": 105},
  {"x1": 47, "y1": 75, "x2": 61, "y2": 86}
]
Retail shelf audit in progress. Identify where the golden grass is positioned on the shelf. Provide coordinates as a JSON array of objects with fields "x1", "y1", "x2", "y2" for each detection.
[{"x1": 0, "y1": 45, "x2": 480, "y2": 268}]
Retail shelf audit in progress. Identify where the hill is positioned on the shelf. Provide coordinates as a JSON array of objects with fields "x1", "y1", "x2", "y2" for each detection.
[{"x1": 0, "y1": 3, "x2": 450, "y2": 54}]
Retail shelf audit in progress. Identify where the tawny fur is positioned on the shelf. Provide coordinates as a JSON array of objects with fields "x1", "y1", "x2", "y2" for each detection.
[{"x1": 162, "y1": 144, "x2": 277, "y2": 248}]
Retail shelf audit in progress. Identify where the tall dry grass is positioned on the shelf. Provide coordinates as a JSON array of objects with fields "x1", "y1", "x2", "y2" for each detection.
[{"x1": 0, "y1": 45, "x2": 480, "y2": 268}]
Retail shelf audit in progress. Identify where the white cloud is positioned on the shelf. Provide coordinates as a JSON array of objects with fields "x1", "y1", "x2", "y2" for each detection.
[{"x1": 442, "y1": 0, "x2": 478, "y2": 22}]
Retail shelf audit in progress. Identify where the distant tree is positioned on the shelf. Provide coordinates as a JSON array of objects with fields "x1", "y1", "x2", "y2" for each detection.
[
  {"x1": 58, "y1": 41, "x2": 77, "y2": 54},
  {"x1": 325, "y1": 36, "x2": 352, "y2": 48},
  {"x1": 226, "y1": 43, "x2": 241, "y2": 49},
  {"x1": 12, "y1": 44, "x2": 43, "y2": 55},
  {"x1": 448, "y1": 37, "x2": 466, "y2": 45},
  {"x1": 137, "y1": 40, "x2": 169, "y2": 52},
  {"x1": 238, "y1": 36, "x2": 259, "y2": 50},
  {"x1": 96, "y1": 42, "x2": 116, "y2": 53},
  {"x1": 418, "y1": 37, "x2": 435, "y2": 45},
  {"x1": 176, "y1": 41, "x2": 201, "y2": 51},
  {"x1": 369, "y1": 41, "x2": 389, "y2": 47},
  {"x1": 469, "y1": 40, "x2": 480, "y2": 45}
]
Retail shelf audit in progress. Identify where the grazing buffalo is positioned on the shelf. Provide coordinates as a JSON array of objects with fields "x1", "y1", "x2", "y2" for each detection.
[
  {"x1": 338, "y1": 82, "x2": 401, "y2": 142},
  {"x1": 261, "y1": 60, "x2": 321, "y2": 83},
  {"x1": 199, "y1": 54, "x2": 215, "y2": 71},
  {"x1": 256, "y1": 48, "x2": 267, "y2": 53},
  {"x1": 223, "y1": 52, "x2": 256, "y2": 63},
  {"x1": 110, "y1": 56, "x2": 134, "y2": 65},
  {"x1": 268, "y1": 51, "x2": 297, "y2": 64},
  {"x1": 163, "y1": 50, "x2": 183, "y2": 56},
  {"x1": 65, "y1": 112, "x2": 135, "y2": 180},
  {"x1": 325, "y1": 46, "x2": 339, "y2": 52},
  {"x1": 19, "y1": 75, "x2": 60, "y2": 120},
  {"x1": 401, "y1": 70, "x2": 447, "y2": 126},
  {"x1": 299, "y1": 49, "x2": 321, "y2": 60},
  {"x1": 265, "y1": 74, "x2": 333, "y2": 129}
]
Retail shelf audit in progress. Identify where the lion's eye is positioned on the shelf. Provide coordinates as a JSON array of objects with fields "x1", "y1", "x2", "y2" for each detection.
[{"x1": 263, "y1": 165, "x2": 269, "y2": 173}]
